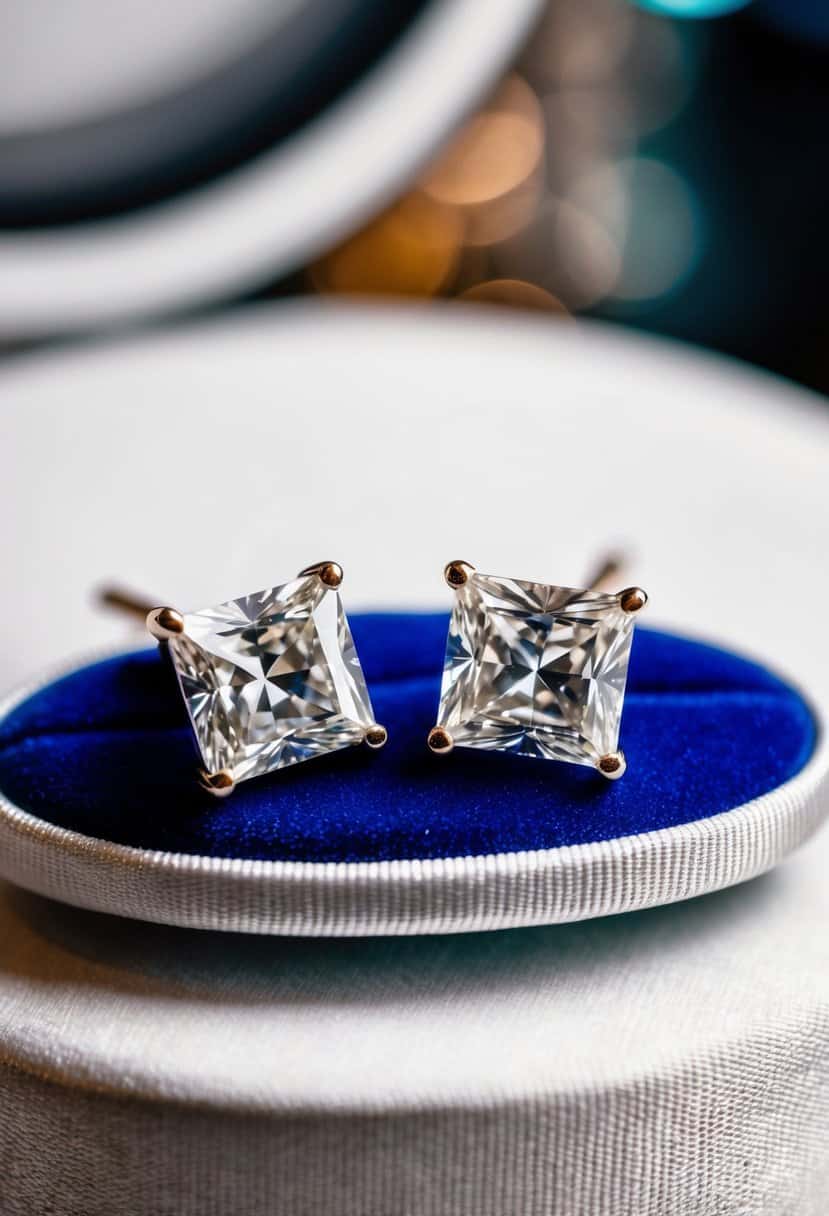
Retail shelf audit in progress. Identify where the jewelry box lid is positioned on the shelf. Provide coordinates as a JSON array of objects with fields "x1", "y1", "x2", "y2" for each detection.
[
  {"x1": 0, "y1": 0, "x2": 542, "y2": 338},
  {"x1": 0, "y1": 303, "x2": 826, "y2": 935}
]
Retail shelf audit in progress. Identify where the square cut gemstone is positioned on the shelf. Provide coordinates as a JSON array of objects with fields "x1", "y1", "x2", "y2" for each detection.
[
  {"x1": 437, "y1": 573, "x2": 636, "y2": 768},
  {"x1": 167, "y1": 577, "x2": 375, "y2": 784}
]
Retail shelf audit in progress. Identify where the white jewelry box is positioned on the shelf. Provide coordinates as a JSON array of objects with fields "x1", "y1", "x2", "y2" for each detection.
[{"x1": 0, "y1": 307, "x2": 827, "y2": 1212}]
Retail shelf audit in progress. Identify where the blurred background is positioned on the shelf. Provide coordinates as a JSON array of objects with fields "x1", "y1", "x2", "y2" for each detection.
[
  {"x1": 3, "y1": 0, "x2": 828, "y2": 393},
  {"x1": 292, "y1": 0, "x2": 828, "y2": 394},
  {"x1": 3, "y1": 0, "x2": 829, "y2": 685}
]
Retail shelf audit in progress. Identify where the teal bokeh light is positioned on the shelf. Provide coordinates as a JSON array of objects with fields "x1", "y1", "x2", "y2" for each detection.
[{"x1": 632, "y1": 0, "x2": 752, "y2": 16}]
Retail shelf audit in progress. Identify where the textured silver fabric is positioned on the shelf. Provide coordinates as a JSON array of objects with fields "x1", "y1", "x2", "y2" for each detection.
[
  {"x1": 1, "y1": 835, "x2": 829, "y2": 1214},
  {"x1": 2, "y1": 1059, "x2": 828, "y2": 1216}
]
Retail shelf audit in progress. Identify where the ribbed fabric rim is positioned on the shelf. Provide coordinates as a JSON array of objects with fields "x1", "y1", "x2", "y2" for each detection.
[{"x1": 0, "y1": 647, "x2": 826, "y2": 937}]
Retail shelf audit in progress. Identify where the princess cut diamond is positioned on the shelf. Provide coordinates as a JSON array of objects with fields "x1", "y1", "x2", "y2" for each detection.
[
  {"x1": 166, "y1": 576, "x2": 375, "y2": 785},
  {"x1": 436, "y1": 572, "x2": 637, "y2": 770}
]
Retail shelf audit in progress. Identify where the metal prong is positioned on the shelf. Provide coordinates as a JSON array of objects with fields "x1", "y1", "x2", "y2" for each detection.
[
  {"x1": 199, "y1": 769, "x2": 236, "y2": 798},
  {"x1": 299, "y1": 560, "x2": 343, "y2": 589},
  {"x1": 146, "y1": 606, "x2": 185, "y2": 640},
  {"x1": 364, "y1": 724, "x2": 388, "y2": 750},
  {"x1": 444, "y1": 560, "x2": 475, "y2": 589},
  {"x1": 618, "y1": 587, "x2": 648, "y2": 614},
  {"x1": 584, "y1": 552, "x2": 626, "y2": 592},
  {"x1": 598, "y1": 751, "x2": 626, "y2": 780},
  {"x1": 428, "y1": 726, "x2": 454, "y2": 754}
]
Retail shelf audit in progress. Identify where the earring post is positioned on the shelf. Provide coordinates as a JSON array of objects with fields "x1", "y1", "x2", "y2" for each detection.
[
  {"x1": 583, "y1": 552, "x2": 626, "y2": 593},
  {"x1": 97, "y1": 586, "x2": 158, "y2": 621}
]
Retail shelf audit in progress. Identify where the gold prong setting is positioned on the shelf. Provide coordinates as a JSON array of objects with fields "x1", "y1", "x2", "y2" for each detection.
[
  {"x1": 444, "y1": 560, "x2": 475, "y2": 589},
  {"x1": 427, "y1": 726, "x2": 454, "y2": 754},
  {"x1": 199, "y1": 769, "x2": 236, "y2": 798},
  {"x1": 598, "y1": 752, "x2": 627, "y2": 780},
  {"x1": 146, "y1": 606, "x2": 185, "y2": 641},
  {"x1": 364, "y1": 724, "x2": 388, "y2": 750},
  {"x1": 618, "y1": 586, "x2": 648, "y2": 615},
  {"x1": 298, "y1": 560, "x2": 344, "y2": 589}
]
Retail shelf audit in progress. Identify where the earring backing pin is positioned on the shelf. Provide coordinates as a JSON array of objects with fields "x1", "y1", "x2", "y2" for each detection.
[
  {"x1": 99, "y1": 586, "x2": 186, "y2": 640},
  {"x1": 97, "y1": 585, "x2": 157, "y2": 621},
  {"x1": 583, "y1": 552, "x2": 626, "y2": 593}
]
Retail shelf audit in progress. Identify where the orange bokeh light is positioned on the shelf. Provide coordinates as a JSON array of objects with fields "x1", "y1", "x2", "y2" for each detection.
[
  {"x1": 310, "y1": 193, "x2": 463, "y2": 297},
  {"x1": 460, "y1": 279, "x2": 569, "y2": 314}
]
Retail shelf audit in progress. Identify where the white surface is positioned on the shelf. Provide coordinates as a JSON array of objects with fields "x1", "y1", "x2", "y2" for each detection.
[
  {"x1": 1, "y1": 302, "x2": 827, "y2": 695},
  {"x1": 0, "y1": 0, "x2": 543, "y2": 337},
  {"x1": 1, "y1": 307, "x2": 829, "y2": 1213},
  {"x1": 1, "y1": 0, "x2": 288, "y2": 132}
]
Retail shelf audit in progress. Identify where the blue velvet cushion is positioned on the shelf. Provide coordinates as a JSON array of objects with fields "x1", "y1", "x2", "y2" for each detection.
[{"x1": 0, "y1": 615, "x2": 816, "y2": 863}]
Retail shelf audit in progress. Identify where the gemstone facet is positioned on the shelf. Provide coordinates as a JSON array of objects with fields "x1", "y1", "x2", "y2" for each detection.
[
  {"x1": 167, "y1": 576, "x2": 375, "y2": 785},
  {"x1": 436, "y1": 572, "x2": 637, "y2": 769}
]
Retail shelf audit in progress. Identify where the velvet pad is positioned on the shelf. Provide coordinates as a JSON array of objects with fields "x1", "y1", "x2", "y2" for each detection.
[{"x1": 0, "y1": 616, "x2": 816, "y2": 864}]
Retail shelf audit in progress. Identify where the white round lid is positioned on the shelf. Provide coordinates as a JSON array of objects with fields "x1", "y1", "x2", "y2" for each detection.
[
  {"x1": 0, "y1": 0, "x2": 543, "y2": 337},
  {"x1": 0, "y1": 303, "x2": 826, "y2": 936}
]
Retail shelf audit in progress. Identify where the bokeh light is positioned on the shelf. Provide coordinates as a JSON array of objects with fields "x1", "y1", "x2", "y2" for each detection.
[
  {"x1": 421, "y1": 74, "x2": 545, "y2": 247},
  {"x1": 552, "y1": 200, "x2": 624, "y2": 307},
  {"x1": 307, "y1": 2, "x2": 702, "y2": 318},
  {"x1": 459, "y1": 279, "x2": 569, "y2": 313},
  {"x1": 567, "y1": 157, "x2": 700, "y2": 302},
  {"x1": 422, "y1": 75, "x2": 544, "y2": 208},
  {"x1": 631, "y1": 0, "x2": 751, "y2": 17},
  {"x1": 310, "y1": 193, "x2": 462, "y2": 297},
  {"x1": 555, "y1": 17, "x2": 691, "y2": 140},
  {"x1": 523, "y1": 0, "x2": 636, "y2": 90}
]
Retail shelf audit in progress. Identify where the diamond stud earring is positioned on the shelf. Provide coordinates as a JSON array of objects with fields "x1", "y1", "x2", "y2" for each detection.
[
  {"x1": 107, "y1": 562, "x2": 386, "y2": 797},
  {"x1": 427, "y1": 559, "x2": 647, "y2": 779}
]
